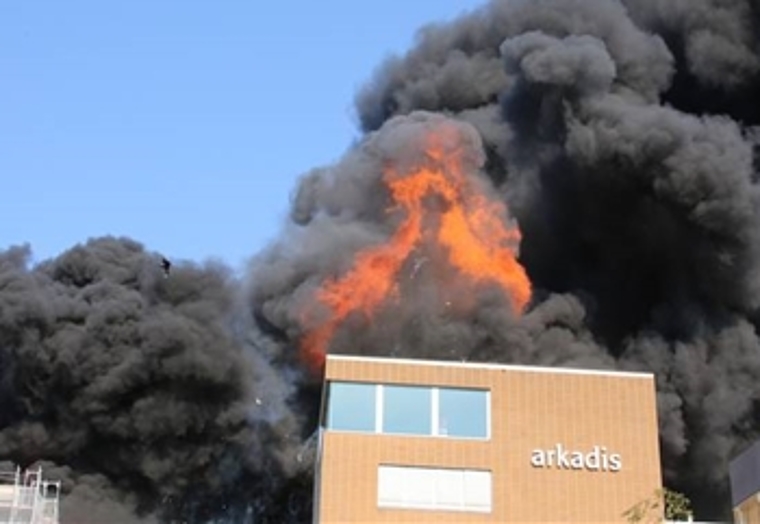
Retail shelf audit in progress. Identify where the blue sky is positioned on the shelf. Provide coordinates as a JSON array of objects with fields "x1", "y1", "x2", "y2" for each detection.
[{"x1": 0, "y1": 0, "x2": 481, "y2": 271}]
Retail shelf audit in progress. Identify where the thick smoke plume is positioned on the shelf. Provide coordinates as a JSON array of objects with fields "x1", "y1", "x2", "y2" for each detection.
[
  {"x1": 254, "y1": 0, "x2": 760, "y2": 519},
  {"x1": 5, "y1": 0, "x2": 760, "y2": 521},
  {"x1": 0, "y1": 239, "x2": 317, "y2": 523}
]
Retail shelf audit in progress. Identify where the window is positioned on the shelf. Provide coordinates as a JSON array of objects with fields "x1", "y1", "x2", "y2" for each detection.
[
  {"x1": 324, "y1": 381, "x2": 490, "y2": 440},
  {"x1": 326, "y1": 382, "x2": 376, "y2": 432},
  {"x1": 462, "y1": 469, "x2": 492, "y2": 511},
  {"x1": 377, "y1": 465, "x2": 492, "y2": 513},
  {"x1": 437, "y1": 388, "x2": 488, "y2": 438},
  {"x1": 382, "y1": 385, "x2": 432, "y2": 435}
]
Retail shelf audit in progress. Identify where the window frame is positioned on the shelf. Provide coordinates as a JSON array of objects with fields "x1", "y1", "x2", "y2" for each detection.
[
  {"x1": 381, "y1": 384, "x2": 434, "y2": 437},
  {"x1": 324, "y1": 381, "x2": 491, "y2": 441},
  {"x1": 324, "y1": 380, "x2": 378, "y2": 434},
  {"x1": 432, "y1": 386, "x2": 491, "y2": 440}
]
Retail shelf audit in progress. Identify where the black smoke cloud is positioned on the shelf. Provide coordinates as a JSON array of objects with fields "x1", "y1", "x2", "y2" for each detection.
[
  {"x1": 0, "y1": 238, "x2": 317, "y2": 523},
  {"x1": 253, "y1": 0, "x2": 760, "y2": 519},
  {"x1": 6, "y1": 0, "x2": 760, "y2": 521}
]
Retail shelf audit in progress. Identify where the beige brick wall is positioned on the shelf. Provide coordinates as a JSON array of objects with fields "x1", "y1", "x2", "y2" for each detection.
[
  {"x1": 736, "y1": 495, "x2": 760, "y2": 523},
  {"x1": 316, "y1": 356, "x2": 662, "y2": 523}
]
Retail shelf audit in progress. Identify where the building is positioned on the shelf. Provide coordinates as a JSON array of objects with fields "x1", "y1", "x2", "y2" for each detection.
[
  {"x1": 0, "y1": 466, "x2": 60, "y2": 524},
  {"x1": 312, "y1": 354, "x2": 663, "y2": 523},
  {"x1": 730, "y1": 440, "x2": 760, "y2": 523}
]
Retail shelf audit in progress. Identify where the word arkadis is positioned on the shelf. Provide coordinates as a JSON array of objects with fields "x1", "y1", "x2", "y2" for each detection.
[{"x1": 530, "y1": 444, "x2": 622, "y2": 472}]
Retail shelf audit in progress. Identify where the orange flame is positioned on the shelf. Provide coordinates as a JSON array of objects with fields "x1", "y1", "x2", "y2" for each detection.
[{"x1": 299, "y1": 126, "x2": 532, "y2": 372}]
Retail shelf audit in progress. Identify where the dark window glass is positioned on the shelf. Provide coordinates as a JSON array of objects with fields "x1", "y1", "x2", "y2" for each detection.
[
  {"x1": 438, "y1": 388, "x2": 488, "y2": 438},
  {"x1": 326, "y1": 382, "x2": 376, "y2": 432},
  {"x1": 382, "y1": 385, "x2": 432, "y2": 436}
]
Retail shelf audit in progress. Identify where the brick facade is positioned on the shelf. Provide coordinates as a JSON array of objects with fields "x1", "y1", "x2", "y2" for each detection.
[{"x1": 314, "y1": 355, "x2": 662, "y2": 523}]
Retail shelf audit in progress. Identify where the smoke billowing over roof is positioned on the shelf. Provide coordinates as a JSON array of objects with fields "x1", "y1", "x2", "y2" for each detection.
[{"x1": 4, "y1": 0, "x2": 760, "y2": 521}]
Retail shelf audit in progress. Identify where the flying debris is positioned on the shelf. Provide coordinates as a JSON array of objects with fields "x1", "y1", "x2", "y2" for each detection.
[
  {"x1": 160, "y1": 257, "x2": 171, "y2": 278},
  {"x1": 410, "y1": 256, "x2": 428, "y2": 279}
]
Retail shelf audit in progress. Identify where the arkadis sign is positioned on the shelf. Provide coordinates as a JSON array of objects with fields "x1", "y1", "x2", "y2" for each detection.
[{"x1": 530, "y1": 444, "x2": 622, "y2": 472}]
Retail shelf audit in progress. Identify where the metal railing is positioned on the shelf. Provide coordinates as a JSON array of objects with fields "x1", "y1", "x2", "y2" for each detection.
[{"x1": 0, "y1": 467, "x2": 60, "y2": 524}]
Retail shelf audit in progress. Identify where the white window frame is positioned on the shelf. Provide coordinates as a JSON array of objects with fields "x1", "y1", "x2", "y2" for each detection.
[
  {"x1": 375, "y1": 384, "x2": 384, "y2": 433},
  {"x1": 431, "y1": 386, "x2": 440, "y2": 436}
]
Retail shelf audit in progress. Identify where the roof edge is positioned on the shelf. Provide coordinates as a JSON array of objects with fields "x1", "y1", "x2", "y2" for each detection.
[{"x1": 326, "y1": 354, "x2": 655, "y2": 379}]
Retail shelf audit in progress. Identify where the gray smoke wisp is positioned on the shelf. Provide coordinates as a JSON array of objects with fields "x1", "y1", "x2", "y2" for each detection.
[{"x1": 6, "y1": 0, "x2": 760, "y2": 521}]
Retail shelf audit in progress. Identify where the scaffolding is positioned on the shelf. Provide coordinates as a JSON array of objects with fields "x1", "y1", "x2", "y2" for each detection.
[{"x1": 0, "y1": 467, "x2": 60, "y2": 524}]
